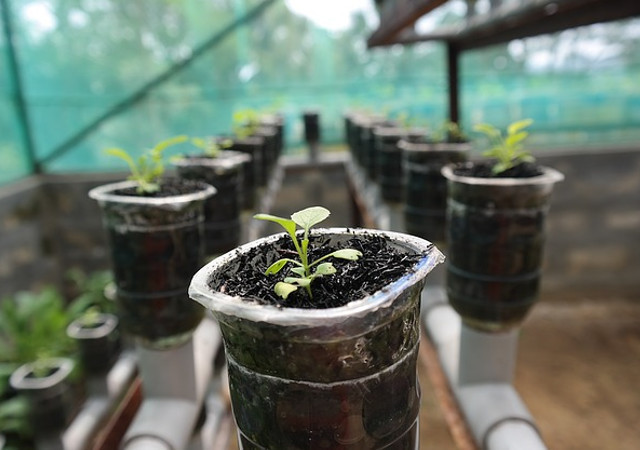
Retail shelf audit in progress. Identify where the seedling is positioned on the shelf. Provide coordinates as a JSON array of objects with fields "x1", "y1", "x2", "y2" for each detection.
[
  {"x1": 474, "y1": 119, "x2": 535, "y2": 174},
  {"x1": 254, "y1": 206, "x2": 362, "y2": 300},
  {"x1": 105, "y1": 135, "x2": 188, "y2": 194},
  {"x1": 190, "y1": 137, "x2": 233, "y2": 158},
  {"x1": 232, "y1": 109, "x2": 260, "y2": 139},
  {"x1": 438, "y1": 121, "x2": 467, "y2": 143}
]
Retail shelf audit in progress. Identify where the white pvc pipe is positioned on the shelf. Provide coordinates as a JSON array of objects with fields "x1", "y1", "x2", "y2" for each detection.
[
  {"x1": 122, "y1": 399, "x2": 198, "y2": 450},
  {"x1": 486, "y1": 420, "x2": 547, "y2": 450},
  {"x1": 422, "y1": 287, "x2": 547, "y2": 450},
  {"x1": 458, "y1": 324, "x2": 519, "y2": 385},
  {"x1": 123, "y1": 319, "x2": 221, "y2": 450}
]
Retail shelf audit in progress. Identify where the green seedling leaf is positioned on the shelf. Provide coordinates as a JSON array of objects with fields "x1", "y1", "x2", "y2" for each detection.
[
  {"x1": 105, "y1": 148, "x2": 138, "y2": 173},
  {"x1": 254, "y1": 206, "x2": 362, "y2": 302},
  {"x1": 505, "y1": 131, "x2": 528, "y2": 149},
  {"x1": 473, "y1": 123, "x2": 500, "y2": 138},
  {"x1": 291, "y1": 206, "x2": 330, "y2": 230},
  {"x1": 105, "y1": 136, "x2": 188, "y2": 194},
  {"x1": 314, "y1": 262, "x2": 336, "y2": 276},
  {"x1": 507, "y1": 118, "x2": 534, "y2": 136},
  {"x1": 153, "y1": 135, "x2": 188, "y2": 153},
  {"x1": 284, "y1": 277, "x2": 311, "y2": 287},
  {"x1": 274, "y1": 282, "x2": 298, "y2": 299},
  {"x1": 475, "y1": 118, "x2": 535, "y2": 175},
  {"x1": 254, "y1": 214, "x2": 298, "y2": 237},
  {"x1": 290, "y1": 267, "x2": 306, "y2": 276},
  {"x1": 330, "y1": 249, "x2": 363, "y2": 260},
  {"x1": 265, "y1": 259, "x2": 291, "y2": 275}
]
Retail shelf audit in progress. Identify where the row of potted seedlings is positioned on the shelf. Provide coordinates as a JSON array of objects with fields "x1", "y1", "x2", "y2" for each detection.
[
  {"x1": 90, "y1": 112, "x2": 285, "y2": 350},
  {"x1": 87, "y1": 114, "x2": 447, "y2": 446},
  {"x1": 345, "y1": 111, "x2": 472, "y2": 243},
  {"x1": 345, "y1": 111, "x2": 564, "y2": 332},
  {"x1": 1, "y1": 112, "x2": 286, "y2": 448}
]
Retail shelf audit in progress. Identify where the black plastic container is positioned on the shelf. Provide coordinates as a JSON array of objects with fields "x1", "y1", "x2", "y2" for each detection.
[
  {"x1": 174, "y1": 151, "x2": 250, "y2": 256},
  {"x1": 226, "y1": 136, "x2": 264, "y2": 210},
  {"x1": 10, "y1": 358, "x2": 81, "y2": 436},
  {"x1": 442, "y1": 164, "x2": 564, "y2": 331},
  {"x1": 66, "y1": 313, "x2": 121, "y2": 374},
  {"x1": 252, "y1": 126, "x2": 278, "y2": 182},
  {"x1": 302, "y1": 110, "x2": 320, "y2": 144},
  {"x1": 260, "y1": 114, "x2": 285, "y2": 157},
  {"x1": 378, "y1": 129, "x2": 425, "y2": 203},
  {"x1": 400, "y1": 139, "x2": 470, "y2": 243},
  {"x1": 360, "y1": 121, "x2": 396, "y2": 181}
]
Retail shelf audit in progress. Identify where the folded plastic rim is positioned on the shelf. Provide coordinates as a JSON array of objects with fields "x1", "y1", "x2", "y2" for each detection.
[
  {"x1": 88, "y1": 180, "x2": 216, "y2": 206},
  {"x1": 441, "y1": 164, "x2": 564, "y2": 186},
  {"x1": 189, "y1": 227, "x2": 445, "y2": 327}
]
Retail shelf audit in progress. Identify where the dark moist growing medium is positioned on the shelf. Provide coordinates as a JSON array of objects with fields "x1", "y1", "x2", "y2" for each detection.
[
  {"x1": 113, "y1": 177, "x2": 208, "y2": 197},
  {"x1": 210, "y1": 231, "x2": 424, "y2": 309},
  {"x1": 454, "y1": 161, "x2": 543, "y2": 178}
]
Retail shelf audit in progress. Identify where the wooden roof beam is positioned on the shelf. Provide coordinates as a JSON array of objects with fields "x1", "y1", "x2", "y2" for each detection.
[
  {"x1": 367, "y1": 0, "x2": 449, "y2": 48},
  {"x1": 390, "y1": 0, "x2": 640, "y2": 50}
]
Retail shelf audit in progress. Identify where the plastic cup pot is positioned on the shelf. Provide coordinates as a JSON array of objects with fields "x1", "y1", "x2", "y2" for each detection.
[
  {"x1": 377, "y1": 129, "x2": 426, "y2": 203},
  {"x1": 400, "y1": 138, "x2": 470, "y2": 244},
  {"x1": 174, "y1": 151, "x2": 251, "y2": 256},
  {"x1": 189, "y1": 228, "x2": 444, "y2": 449},
  {"x1": 10, "y1": 358, "x2": 81, "y2": 437},
  {"x1": 66, "y1": 313, "x2": 121, "y2": 374},
  {"x1": 227, "y1": 136, "x2": 265, "y2": 209},
  {"x1": 89, "y1": 180, "x2": 215, "y2": 349},
  {"x1": 442, "y1": 165, "x2": 564, "y2": 332},
  {"x1": 252, "y1": 126, "x2": 279, "y2": 179}
]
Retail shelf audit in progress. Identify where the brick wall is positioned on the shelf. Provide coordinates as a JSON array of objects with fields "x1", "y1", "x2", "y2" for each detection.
[{"x1": 0, "y1": 149, "x2": 638, "y2": 300}]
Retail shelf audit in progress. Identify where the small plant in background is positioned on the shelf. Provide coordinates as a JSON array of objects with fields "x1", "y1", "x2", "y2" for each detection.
[
  {"x1": 0, "y1": 394, "x2": 30, "y2": 442},
  {"x1": 0, "y1": 287, "x2": 76, "y2": 370},
  {"x1": 440, "y1": 121, "x2": 467, "y2": 143},
  {"x1": 474, "y1": 118, "x2": 535, "y2": 174},
  {"x1": 66, "y1": 269, "x2": 114, "y2": 318},
  {"x1": 105, "y1": 135, "x2": 188, "y2": 194},
  {"x1": 189, "y1": 137, "x2": 233, "y2": 158},
  {"x1": 254, "y1": 206, "x2": 362, "y2": 300},
  {"x1": 232, "y1": 109, "x2": 260, "y2": 139}
]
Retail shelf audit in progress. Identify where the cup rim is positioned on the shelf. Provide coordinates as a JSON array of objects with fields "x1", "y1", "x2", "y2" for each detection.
[
  {"x1": 189, "y1": 227, "x2": 444, "y2": 326},
  {"x1": 88, "y1": 180, "x2": 216, "y2": 206}
]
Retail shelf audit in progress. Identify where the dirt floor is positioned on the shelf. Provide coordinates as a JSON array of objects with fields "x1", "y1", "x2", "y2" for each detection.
[
  {"x1": 413, "y1": 295, "x2": 640, "y2": 450},
  {"x1": 515, "y1": 296, "x2": 640, "y2": 450},
  {"x1": 227, "y1": 297, "x2": 640, "y2": 450}
]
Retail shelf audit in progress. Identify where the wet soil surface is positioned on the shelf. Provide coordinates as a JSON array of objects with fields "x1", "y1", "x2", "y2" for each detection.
[
  {"x1": 453, "y1": 161, "x2": 543, "y2": 178},
  {"x1": 210, "y1": 232, "x2": 422, "y2": 309},
  {"x1": 114, "y1": 177, "x2": 208, "y2": 197}
]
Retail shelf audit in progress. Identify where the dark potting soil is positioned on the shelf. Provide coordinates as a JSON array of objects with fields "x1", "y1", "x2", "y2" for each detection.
[
  {"x1": 113, "y1": 177, "x2": 208, "y2": 197},
  {"x1": 454, "y1": 161, "x2": 543, "y2": 178},
  {"x1": 210, "y1": 231, "x2": 424, "y2": 309}
]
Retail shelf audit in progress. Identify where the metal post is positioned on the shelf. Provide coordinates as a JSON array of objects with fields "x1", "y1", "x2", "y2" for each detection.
[{"x1": 447, "y1": 42, "x2": 460, "y2": 125}]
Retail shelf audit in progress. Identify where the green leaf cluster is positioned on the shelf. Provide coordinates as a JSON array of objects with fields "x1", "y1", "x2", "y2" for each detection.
[
  {"x1": 66, "y1": 269, "x2": 115, "y2": 326},
  {"x1": 105, "y1": 135, "x2": 188, "y2": 194},
  {"x1": 189, "y1": 137, "x2": 233, "y2": 158},
  {"x1": 232, "y1": 109, "x2": 260, "y2": 140},
  {"x1": 0, "y1": 287, "x2": 76, "y2": 370},
  {"x1": 436, "y1": 121, "x2": 467, "y2": 143},
  {"x1": 473, "y1": 119, "x2": 535, "y2": 174},
  {"x1": 254, "y1": 206, "x2": 362, "y2": 300},
  {"x1": 0, "y1": 393, "x2": 30, "y2": 440}
]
